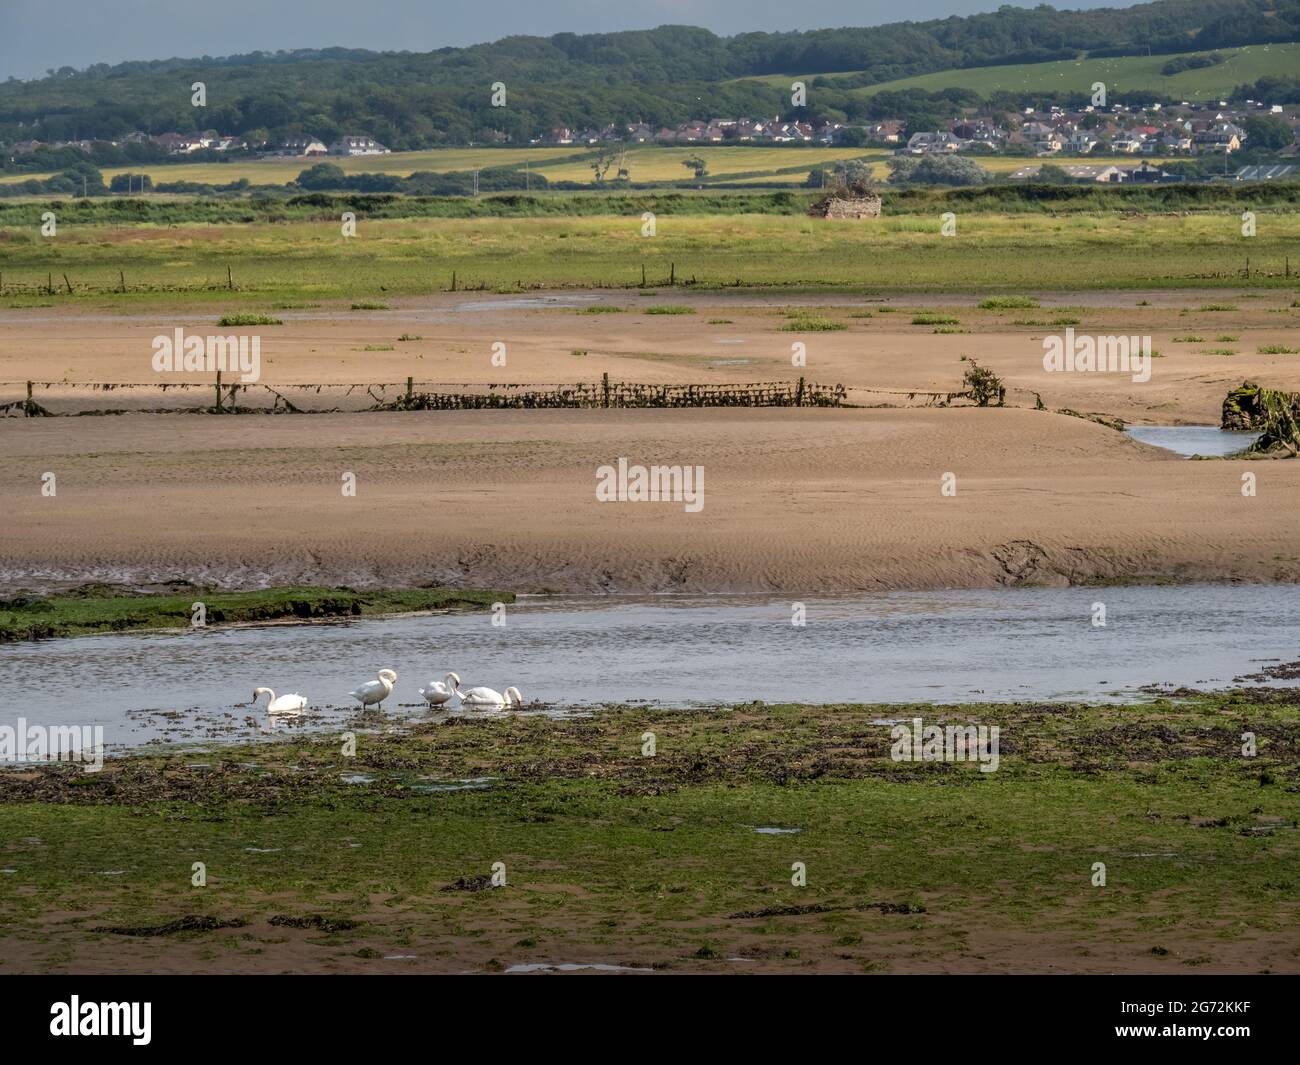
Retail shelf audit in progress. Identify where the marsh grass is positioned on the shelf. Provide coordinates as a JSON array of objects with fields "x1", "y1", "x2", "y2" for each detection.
[
  {"x1": 2, "y1": 693, "x2": 1296, "y2": 972},
  {"x1": 0, "y1": 584, "x2": 508, "y2": 642},
  {"x1": 781, "y1": 314, "x2": 847, "y2": 332},
  {"x1": 978, "y1": 296, "x2": 1039, "y2": 309},
  {"x1": 5, "y1": 213, "x2": 1300, "y2": 306},
  {"x1": 216, "y1": 313, "x2": 282, "y2": 327}
]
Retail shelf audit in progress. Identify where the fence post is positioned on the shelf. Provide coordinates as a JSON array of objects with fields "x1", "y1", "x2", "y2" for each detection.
[
  {"x1": 215, "y1": 369, "x2": 222, "y2": 413},
  {"x1": 669, "y1": 262, "x2": 675, "y2": 286},
  {"x1": 451, "y1": 271, "x2": 457, "y2": 292},
  {"x1": 227, "y1": 266, "x2": 234, "y2": 291},
  {"x1": 602, "y1": 372, "x2": 610, "y2": 408},
  {"x1": 641, "y1": 263, "x2": 646, "y2": 287},
  {"x1": 796, "y1": 377, "x2": 805, "y2": 407},
  {"x1": 25, "y1": 380, "x2": 33, "y2": 417},
  {"x1": 406, "y1": 376, "x2": 413, "y2": 401}
]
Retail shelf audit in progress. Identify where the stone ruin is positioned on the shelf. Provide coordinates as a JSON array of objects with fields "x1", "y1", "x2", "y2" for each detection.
[{"x1": 808, "y1": 192, "x2": 882, "y2": 220}]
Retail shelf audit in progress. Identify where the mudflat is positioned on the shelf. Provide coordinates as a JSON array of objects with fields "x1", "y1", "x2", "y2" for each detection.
[{"x1": 2, "y1": 404, "x2": 1295, "y2": 593}]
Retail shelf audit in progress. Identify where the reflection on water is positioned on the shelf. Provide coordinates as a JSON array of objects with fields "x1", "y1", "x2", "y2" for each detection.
[
  {"x1": 2, "y1": 585, "x2": 1299, "y2": 751},
  {"x1": 1126, "y1": 425, "x2": 1259, "y2": 458}
]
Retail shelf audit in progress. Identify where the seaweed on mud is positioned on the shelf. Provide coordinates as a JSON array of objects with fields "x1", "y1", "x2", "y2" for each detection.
[
  {"x1": 268, "y1": 914, "x2": 360, "y2": 932},
  {"x1": 442, "y1": 875, "x2": 497, "y2": 892},
  {"x1": 94, "y1": 915, "x2": 247, "y2": 936},
  {"x1": 728, "y1": 900, "x2": 925, "y2": 919}
]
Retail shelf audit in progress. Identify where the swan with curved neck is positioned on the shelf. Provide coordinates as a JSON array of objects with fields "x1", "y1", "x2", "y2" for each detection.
[
  {"x1": 348, "y1": 668, "x2": 397, "y2": 710},
  {"x1": 252, "y1": 687, "x2": 307, "y2": 715},
  {"x1": 419, "y1": 672, "x2": 460, "y2": 706},
  {"x1": 455, "y1": 681, "x2": 522, "y2": 709}
]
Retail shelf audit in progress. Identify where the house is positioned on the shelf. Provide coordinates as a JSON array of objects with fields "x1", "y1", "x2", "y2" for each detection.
[
  {"x1": 10, "y1": 139, "x2": 43, "y2": 154},
  {"x1": 1065, "y1": 164, "x2": 1125, "y2": 182},
  {"x1": 1194, "y1": 128, "x2": 1240, "y2": 154},
  {"x1": 1121, "y1": 161, "x2": 1181, "y2": 183},
  {"x1": 1065, "y1": 130, "x2": 1099, "y2": 153},
  {"x1": 329, "y1": 135, "x2": 390, "y2": 156},
  {"x1": 548, "y1": 128, "x2": 575, "y2": 145},
  {"x1": 276, "y1": 137, "x2": 328, "y2": 156},
  {"x1": 905, "y1": 131, "x2": 965, "y2": 154},
  {"x1": 626, "y1": 124, "x2": 654, "y2": 143},
  {"x1": 153, "y1": 132, "x2": 207, "y2": 154}
]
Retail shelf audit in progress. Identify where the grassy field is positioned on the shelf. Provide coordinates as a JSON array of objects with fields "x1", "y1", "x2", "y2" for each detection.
[
  {"x1": 1, "y1": 210, "x2": 1297, "y2": 302},
  {"x1": 0, "y1": 585, "x2": 510, "y2": 642},
  {"x1": 854, "y1": 43, "x2": 1300, "y2": 100},
  {"x1": 0, "y1": 146, "x2": 885, "y2": 190},
  {"x1": 740, "y1": 43, "x2": 1300, "y2": 101},
  {"x1": 2, "y1": 693, "x2": 1296, "y2": 973},
  {"x1": 0, "y1": 147, "x2": 589, "y2": 188},
  {"x1": 536, "y1": 146, "x2": 884, "y2": 184},
  {"x1": 0, "y1": 146, "x2": 1179, "y2": 191}
]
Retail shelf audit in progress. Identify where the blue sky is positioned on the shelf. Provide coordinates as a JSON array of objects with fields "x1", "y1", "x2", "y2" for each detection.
[{"x1": 1, "y1": 0, "x2": 1120, "y2": 80}]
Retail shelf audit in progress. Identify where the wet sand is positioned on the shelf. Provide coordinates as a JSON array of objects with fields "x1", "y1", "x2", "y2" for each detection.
[{"x1": 3, "y1": 406, "x2": 1298, "y2": 593}]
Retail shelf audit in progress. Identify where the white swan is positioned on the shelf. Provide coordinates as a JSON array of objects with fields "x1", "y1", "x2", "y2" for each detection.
[
  {"x1": 348, "y1": 668, "x2": 397, "y2": 710},
  {"x1": 455, "y1": 682, "x2": 522, "y2": 709},
  {"x1": 419, "y1": 672, "x2": 460, "y2": 706},
  {"x1": 252, "y1": 687, "x2": 307, "y2": 716}
]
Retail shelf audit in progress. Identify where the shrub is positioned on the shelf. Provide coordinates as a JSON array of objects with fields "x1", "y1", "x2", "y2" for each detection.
[{"x1": 960, "y1": 356, "x2": 1005, "y2": 406}]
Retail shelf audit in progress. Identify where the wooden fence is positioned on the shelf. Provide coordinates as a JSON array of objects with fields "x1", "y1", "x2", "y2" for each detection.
[{"x1": 0, "y1": 373, "x2": 848, "y2": 416}]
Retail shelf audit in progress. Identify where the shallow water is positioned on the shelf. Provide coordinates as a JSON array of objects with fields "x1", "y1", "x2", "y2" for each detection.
[
  {"x1": 1126, "y1": 425, "x2": 1259, "y2": 457},
  {"x1": 2, "y1": 586, "x2": 1298, "y2": 753}
]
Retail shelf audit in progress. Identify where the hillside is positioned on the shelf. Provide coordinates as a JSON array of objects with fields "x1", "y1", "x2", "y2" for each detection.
[
  {"x1": 1, "y1": 0, "x2": 1298, "y2": 149},
  {"x1": 847, "y1": 42, "x2": 1300, "y2": 100}
]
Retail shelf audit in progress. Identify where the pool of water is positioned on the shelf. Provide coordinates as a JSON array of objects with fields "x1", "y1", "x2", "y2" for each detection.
[
  {"x1": 1126, "y1": 425, "x2": 1259, "y2": 457},
  {"x1": 2, "y1": 585, "x2": 1298, "y2": 753}
]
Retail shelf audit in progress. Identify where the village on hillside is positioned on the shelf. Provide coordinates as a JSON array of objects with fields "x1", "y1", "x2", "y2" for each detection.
[{"x1": 5, "y1": 95, "x2": 1298, "y2": 185}]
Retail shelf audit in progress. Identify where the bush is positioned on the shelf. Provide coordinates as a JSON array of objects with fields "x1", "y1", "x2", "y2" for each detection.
[
  {"x1": 960, "y1": 356, "x2": 1005, "y2": 407},
  {"x1": 889, "y1": 154, "x2": 990, "y2": 187}
]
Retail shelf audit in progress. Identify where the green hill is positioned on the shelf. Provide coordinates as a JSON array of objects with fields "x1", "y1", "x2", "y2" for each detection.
[{"x1": 851, "y1": 42, "x2": 1300, "y2": 100}]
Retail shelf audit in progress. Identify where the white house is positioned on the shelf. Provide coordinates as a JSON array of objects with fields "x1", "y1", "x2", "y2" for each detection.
[{"x1": 329, "y1": 135, "x2": 390, "y2": 156}]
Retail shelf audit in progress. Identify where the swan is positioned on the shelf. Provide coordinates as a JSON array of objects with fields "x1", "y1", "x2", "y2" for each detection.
[
  {"x1": 419, "y1": 672, "x2": 460, "y2": 706},
  {"x1": 252, "y1": 687, "x2": 307, "y2": 716},
  {"x1": 455, "y1": 682, "x2": 522, "y2": 709},
  {"x1": 348, "y1": 668, "x2": 397, "y2": 710}
]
